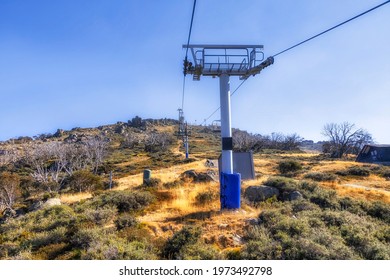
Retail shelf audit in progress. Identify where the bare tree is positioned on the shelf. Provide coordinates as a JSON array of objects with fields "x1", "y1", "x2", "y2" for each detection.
[
  {"x1": 61, "y1": 144, "x2": 89, "y2": 176},
  {"x1": 281, "y1": 133, "x2": 303, "y2": 151},
  {"x1": 0, "y1": 148, "x2": 20, "y2": 166},
  {"x1": 0, "y1": 172, "x2": 20, "y2": 210},
  {"x1": 322, "y1": 122, "x2": 373, "y2": 158},
  {"x1": 24, "y1": 143, "x2": 52, "y2": 184},
  {"x1": 233, "y1": 130, "x2": 256, "y2": 152},
  {"x1": 144, "y1": 132, "x2": 174, "y2": 153},
  {"x1": 121, "y1": 133, "x2": 141, "y2": 149},
  {"x1": 83, "y1": 137, "x2": 108, "y2": 173}
]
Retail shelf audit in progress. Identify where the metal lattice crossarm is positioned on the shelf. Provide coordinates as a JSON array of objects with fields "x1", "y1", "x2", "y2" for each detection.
[{"x1": 183, "y1": 44, "x2": 273, "y2": 80}]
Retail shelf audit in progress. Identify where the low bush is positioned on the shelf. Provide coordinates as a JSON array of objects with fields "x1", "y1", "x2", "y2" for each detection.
[
  {"x1": 64, "y1": 170, "x2": 104, "y2": 193},
  {"x1": 162, "y1": 226, "x2": 201, "y2": 260},
  {"x1": 195, "y1": 190, "x2": 218, "y2": 206},
  {"x1": 336, "y1": 166, "x2": 370, "y2": 177},
  {"x1": 240, "y1": 239, "x2": 283, "y2": 260},
  {"x1": 142, "y1": 178, "x2": 161, "y2": 188},
  {"x1": 340, "y1": 224, "x2": 390, "y2": 260},
  {"x1": 30, "y1": 205, "x2": 78, "y2": 232},
  {"x1": 0, "y1": 242, "x2": 23, "y2": 259},
  {"x1": 27, "y1": 227, "x2": 67, "y2": 250},
  {"x1": 263, "y1": 177, "x2": 298, "y2": 193},
  {"x1": 75, "y1": 229, "x2": 158, "y2": 260},
  {"x1": 309, "y1": 188, "x2": 339, "y2": 210},
  {"x1": 291, "y1": 200, "x2": 320, "y2": 213},
  {"x1": 162, "y1": 180, "x2": 182, "y2": 189},
  {"x1": 71, "y1": 228, "x2": 107, "y2": 249},
  {"x1": 180, "y1": 243, "x2": 221, "y2": 260},
  {"x1": 77, "y1": 190, "x2": 154, "y2": 214},
  {"x1": 364, "y1": 201, "x2": 390, "y2": 223},
  {"x1": 278, "y1": 160, "x2": 302, "y2": 175},
  {"x1": 239, "y1": 205, "x2": 390, "y2": 260},
  {"x1": 83, "y1": 205, "x2": 117, "y2": 225},
  {"x1": 304, "y1": 172, "x2": 338, "y2": 182},
  {"x1": 115, "y1": 214, "x2": 138, "y2": 230}
]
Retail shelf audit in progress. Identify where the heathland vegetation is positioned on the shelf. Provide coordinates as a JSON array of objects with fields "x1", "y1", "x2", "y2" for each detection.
[{"x1": 0, "y1": 117, "x2": 388, "y2": 260}]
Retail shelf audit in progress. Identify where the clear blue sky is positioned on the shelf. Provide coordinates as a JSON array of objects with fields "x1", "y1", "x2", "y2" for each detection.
[{"x1": 1, "y1": 0, "x2": 389, "y2": 143}]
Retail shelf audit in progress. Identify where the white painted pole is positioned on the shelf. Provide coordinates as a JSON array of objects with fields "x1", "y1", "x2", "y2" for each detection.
[{"x1": 219, "y1": 73, "x2": 233, "y2": 174}]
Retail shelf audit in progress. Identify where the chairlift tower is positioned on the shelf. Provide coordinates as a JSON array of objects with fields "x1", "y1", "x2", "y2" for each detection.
[
  {"x1": 183, "y1": 44, "x2": 274, "y2": 209},
  {"x1": 177, "y1": 108, "x2": 190, "y2": 159},
  {"x1": 177, "y1": 108, "x2": 185, "y2": 137}
]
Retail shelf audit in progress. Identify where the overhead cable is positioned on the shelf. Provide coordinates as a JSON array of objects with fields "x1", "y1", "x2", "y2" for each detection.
[
  {"x1": 200, "y1": 0, "x2": 390, "y2": 125},
  {"x1": 273, "y1": 0, "x2": 390, "y2": 57},
  {"x1": 181, "y1": 0, "x2": 197, "y2": 111}
]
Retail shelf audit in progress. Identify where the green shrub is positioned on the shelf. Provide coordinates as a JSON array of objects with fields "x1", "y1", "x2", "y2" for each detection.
[
  {"x1": 181, "y1": 243, "x2": 221, "y2": 260},
  {"x1": 240, "y1": 240, "x2": 283, "y2": 260},
  {"x1": 142, "y1": 178, "x2": 161, "y2": 188},
  {"x1": 83, "y1": 205, "x2": 117, "y2": 225},
  {"x1": 224, "y1": 248, "x2": 242, "y2": 260},
  {"x1": 195, "y1": 190, "x2": 218, "y2": 206},
  {"x1": 30, "y1": 205, "x2": 77, "y2": 232},
  {"x1": 71, "y1": 228, "x2": 107, "y2": 249},
  {"x1": 374, "y1": 226, "x2": 390, "y2": 243},
  {"x1": 65, "y1": 170, "x2": 104, "y2": 193},
  {"x1": 258, "y1": 210, "x2": 286, "y2": 228},
  {"x1": 7, "y1": 250, "x2": 33, "y2": 260},
  {"x1": 320, "y1": 210, "x2": 348, "y2": 227},
  {"x1": 379, "y1": 169, "x2": 390, "y2": 178},
  {"x1": 336, "y1": 166, "x2": 370, "y2": 177},
  {"x1": 27, "y1": 227, "x2": 67, "y2": 249},
  {"x1": 115, "y1": 214, "x2": 138, "y2": 230},
  {"x1": 263, "y1": 176, "x2": 298, "y2": 192},
  {"x1": 364, "y1": 201, "x2": 390, "y2": 223},
  {"x1": 118, "y1": 226, "x2": 156, "y2": 245},
  {"x1": 78, "y1": 190, "x2": 154, "y2": 213},
  {"x1": 292, "y1": 200, "x2": 320, "y2": 213},
  {"x1": 340, "y1": 224, "x2": 390, "y2": 260},
  {"x1": 163, "y1": 180, "x2": 182, "y2": 189},
  {"x1": 278, "y1": 160, "x2": 302, "y2": 175},
  {"x1": 283, "y1": 238, "x2": 330, "y2": 260},
  {"x1": 309, "y1": 190, "x2": 339, "y2": 209},
  {"x1": 304, "y1": 172, "x2": 338, "y2": 182},
  {"x1": 111, "y1": 192, "x2": 154, "y2": 213},
  {"x1": 162, "y1": 226, "x2": 201, "y2": 260},
  {"x1": 270, "y1": 217, "x2": 311, "y2": 238},
  {"x1": 0, "y1": 242, "x2": 23, "y2": 259},
  {"x1": 338, "y1": 197, "x2": 366, "y2": 215},
  {"x1": 35, "y1": 243, "x2": 68, "y2": 260},
  {"x1": 80, "y1": 235, "x2": 157, "y2": 260},
  {"x1": 299, "y1": 180, "x2": 319, "y2": 193}
]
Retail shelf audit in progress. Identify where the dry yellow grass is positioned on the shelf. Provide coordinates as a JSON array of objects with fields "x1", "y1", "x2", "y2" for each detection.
[
  {"x1": 114, "y1": 145, "x2": 390, "y2": 246},
  {"x1": 323, "y1": 182, "x2": 390, "y2": 203},
  {"x1": 320, "y1": 176, "x2": 390, "y2": 203},
  {"x1": 60, "y1": 192, "x2": 92, "y2": 204},
  {"x1": 114, "y1": 155, "x2": 149, "y2": 168},
  {"x1": 311, "y1": 160, "x2": 361, "y2": 173},
  {"x1": 115, "y1": 174, "x2": 143, "y2": 190},
  {"x1": 253, "y1": 158, "x2": 278, "y2": 175},
  {"x1": 139, "y1": 179, "x2": 260, "y2": 245}
]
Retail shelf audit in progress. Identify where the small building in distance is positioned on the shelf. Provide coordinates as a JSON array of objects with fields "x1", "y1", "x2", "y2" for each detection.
[{"x1": 356, "y1": 144, "x2": 390, "y2": 165}]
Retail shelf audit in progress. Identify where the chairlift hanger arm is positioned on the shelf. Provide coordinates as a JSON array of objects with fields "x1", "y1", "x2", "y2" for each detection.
[
  {"x1": 240, "y1": 56, "x2": 274, "y2": 80},
  {"x1": 182, "y1": 44, "x2": 273, "y2": 80}
]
